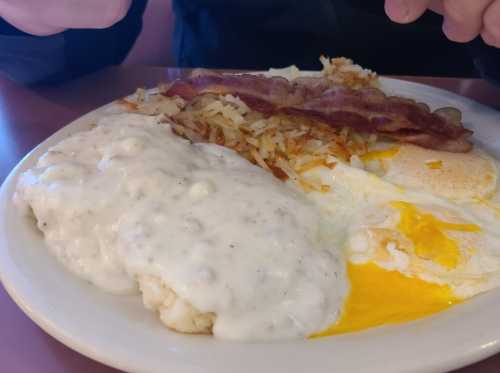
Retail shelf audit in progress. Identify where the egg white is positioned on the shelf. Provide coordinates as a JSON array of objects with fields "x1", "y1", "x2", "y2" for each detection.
[{"x1": 299, "y1": 155, "x2": 500, "y2": 300}]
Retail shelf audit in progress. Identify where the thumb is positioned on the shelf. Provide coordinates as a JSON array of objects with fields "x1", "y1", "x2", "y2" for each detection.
[{"x1": 385, "y1": 0, "x2": 434, "y2": 23}]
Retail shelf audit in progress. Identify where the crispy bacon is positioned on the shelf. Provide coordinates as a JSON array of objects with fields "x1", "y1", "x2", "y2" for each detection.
[{"x1": 164, "y1": 70, "x2": 473, "y2": 152}]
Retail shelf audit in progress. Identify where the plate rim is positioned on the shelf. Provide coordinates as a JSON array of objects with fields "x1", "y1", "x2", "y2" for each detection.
[{"x1": 1, "y1": 76, "x2": 500, "y2": 373}]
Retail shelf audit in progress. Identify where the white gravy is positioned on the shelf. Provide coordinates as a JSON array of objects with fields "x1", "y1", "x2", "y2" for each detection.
[{"x1": 14, "y1": 113, "x2": 347, "y2": 340}]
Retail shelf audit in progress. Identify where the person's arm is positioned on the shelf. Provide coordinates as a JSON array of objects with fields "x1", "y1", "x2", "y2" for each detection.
[{"x1": 0, "y1": 0, "x2": 145, "y2": 85}]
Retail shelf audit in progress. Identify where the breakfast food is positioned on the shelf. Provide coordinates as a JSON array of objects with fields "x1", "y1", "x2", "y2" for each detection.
[
  {"x1": 15, "y1": 113, "x2": 347, "y2": 340},
  {"x1": 164, "y1": 67, "x2": 471, "y2": 152},
  {"x1": 14, "y1": 57, "x2": 500, "y2": 340}
]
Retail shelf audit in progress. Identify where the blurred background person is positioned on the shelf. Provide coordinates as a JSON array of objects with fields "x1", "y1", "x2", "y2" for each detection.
[
  {"x1": 1, "y1": 0, "x2": 499, "y2": 86},
  {"x1": 172, "y1": 0, "x2": 500, "y2": 84}
]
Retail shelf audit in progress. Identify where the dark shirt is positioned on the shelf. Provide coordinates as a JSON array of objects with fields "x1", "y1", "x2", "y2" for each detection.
[
  {"x1": 0, "y1": 0, "x2": 147, "y2": 85},
  {"x1": 172, "y1": 0, "x2": 500, "y2": 85}
]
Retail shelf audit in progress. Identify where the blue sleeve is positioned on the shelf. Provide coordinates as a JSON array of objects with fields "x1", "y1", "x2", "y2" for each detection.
[
  {"x1": 0, "y1": 34, "x2": 66, "y2": 85},
  {"x1": 467, "y1": 38, "x2": 500, "y2": 87}
]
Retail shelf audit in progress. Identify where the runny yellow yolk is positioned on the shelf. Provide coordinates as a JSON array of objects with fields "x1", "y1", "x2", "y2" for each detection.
[
  {"x1": 391, "y1": 201, "x2": 481, "y2": 269},
  {"x1": 360, "y1": 147, "x2": 400, "y2": 162},
  {"x1": 311, "y1": 263, "x2": 461, "y2": 337},
  {"x1": 312, "y1": 202, "x2": 480, "y2": 338}
]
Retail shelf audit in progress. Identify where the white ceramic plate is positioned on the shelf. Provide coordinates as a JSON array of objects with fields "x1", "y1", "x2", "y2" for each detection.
[{"x1": 1, "y1": 78, "x2": 500, "y2": 373}]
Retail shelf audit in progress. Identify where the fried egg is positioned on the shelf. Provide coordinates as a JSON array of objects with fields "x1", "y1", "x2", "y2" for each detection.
[
  {"x1": 363, "y1": 143, "x2": 498, "y2": 201},
  {"x1": 300, "y1": 150, "x2": 500, "y2": 336},
  {"x1": 15, "y1": 110, "x2": 500, "y2": 339}
]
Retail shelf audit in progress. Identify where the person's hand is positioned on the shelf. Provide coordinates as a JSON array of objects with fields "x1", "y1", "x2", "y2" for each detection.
[
  {"x1": 384, "y1": 0, "x2": 500, "y2": 48},
  {"x1": 0, "y1": 0, "x2": 132, "y2": 36}
]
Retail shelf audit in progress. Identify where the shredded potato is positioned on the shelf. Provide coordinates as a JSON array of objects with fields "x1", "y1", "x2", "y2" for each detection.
[
  {"x1": 120, "y1": 92, "x2": 374, "y2": 192},
  {"x1": 320, "y1": 56, "x2": 379, "y2": 89},
  {"x1": 111, "y1": 58, "x2": 383, "y2": 334},
  {"x1": 119, "y1": 58, "x2": 380, "y2": 193},
  {"x1": 177, "y1": 95, "x2": 375, "y2": 190}
]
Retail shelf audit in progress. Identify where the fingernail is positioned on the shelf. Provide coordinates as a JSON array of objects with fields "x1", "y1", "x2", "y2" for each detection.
[
  {"x1": 386, "y1": 0, "x2": 410, "y2": 22},
  {"x1": 442, "y1": 18, "x2": 454, "y2": 36},
  {"x1": 482, "y1": 30, "x2": 498, "y2": 47},
  {"x1": 442, "y1": 18, "x2": 470, "y2": 43},
  {"x1": 395, "y1": 0, "x2": 410, "y2": 21}
]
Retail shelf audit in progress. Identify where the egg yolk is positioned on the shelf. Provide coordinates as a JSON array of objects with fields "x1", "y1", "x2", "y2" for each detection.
[
  {"x1": 391, "y1": 201, "x2": 481, "y2": 269},
  {"x1": 425, "y1": 160, "x2": 443, "y2": 170},
  {"x1": 360, "y1": 147, "x2": 400, "y2": 162},
  {"x1": 311, "y1": 263, "x2": 460, "y2": 337}
]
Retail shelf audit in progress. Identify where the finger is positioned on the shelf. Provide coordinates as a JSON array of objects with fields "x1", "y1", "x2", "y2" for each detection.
[
  {"x1": 385, "y1": 0, "x2": 432, "y2": 23},
  {"x1": 441, "y1": 0, "x2": 493, "y2": 43},
  {"x1": 43, "y1": 0, "x2": 132, "y2": 30},
  {"x1": 428, "y1": 0, "x2": 445, "y2": 15},
  {"x1": 482, "y1": 0, "x2": 500, "y2": 47}
]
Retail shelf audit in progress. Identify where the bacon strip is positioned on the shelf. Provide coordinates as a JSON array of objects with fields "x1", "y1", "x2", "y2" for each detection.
[{"x1": 164, "y1": 70, "x2": 473, "y2": 152}]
